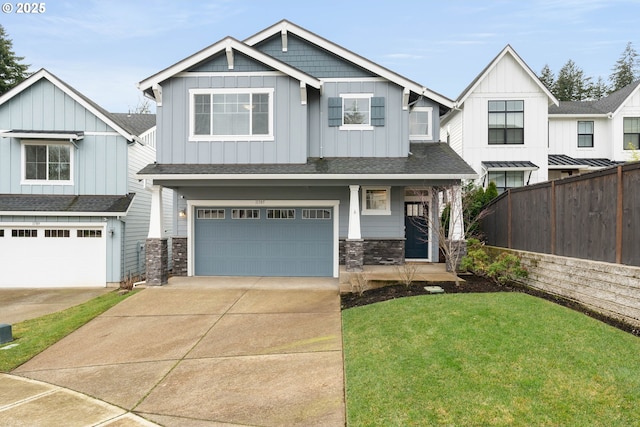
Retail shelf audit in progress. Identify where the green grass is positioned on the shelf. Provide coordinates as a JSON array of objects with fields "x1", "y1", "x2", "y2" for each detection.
[
  {"x1": 0, "y1": 290, "x2": 138, "y2": 372},
  {"x1": 343, "y1": 293, "x2": 640, "y2": 426}
]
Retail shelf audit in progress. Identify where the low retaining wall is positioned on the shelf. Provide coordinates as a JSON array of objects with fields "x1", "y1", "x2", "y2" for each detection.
[{"x1": 493, "y1": 247, "x2": 640, "y2": 329}]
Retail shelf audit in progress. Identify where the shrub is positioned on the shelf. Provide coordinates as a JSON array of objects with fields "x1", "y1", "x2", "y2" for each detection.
[{"x1": 461, "y1": 239, "x2": 528, "y2": 285}]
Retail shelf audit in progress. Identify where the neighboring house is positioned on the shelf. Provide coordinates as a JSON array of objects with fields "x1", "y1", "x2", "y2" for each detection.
[
  {"x1": 136, "y1": 20, "x2": 476, "y2": 282},
  {"x1": 548, "y1": 80, "x2": 640, "y2": 179},
  {"x1": 441, "y1": 45, "x2": 558, "y2": 194},
  {"x1": 443, "y1": 45, "x2": 635, "y2": 193},
  {"x1": 0, "y1": 69, "x2": 171, "y2": 288}
]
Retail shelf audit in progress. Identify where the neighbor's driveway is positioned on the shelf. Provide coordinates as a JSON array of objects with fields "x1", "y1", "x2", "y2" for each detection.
[{"x1": 11, "y1": 276, "x2": 345, "y2": 426}]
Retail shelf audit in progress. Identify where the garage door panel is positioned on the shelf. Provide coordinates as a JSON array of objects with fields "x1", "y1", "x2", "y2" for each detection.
[
  {"x1": 194, "y1": 207, "x2": 333, "y2": 277},
  {"x1": 0, "y1": 226, "x2": 106, "y2": 287}
]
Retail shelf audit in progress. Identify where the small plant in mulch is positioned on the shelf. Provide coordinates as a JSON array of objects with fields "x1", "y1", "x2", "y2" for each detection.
[
  {"x1": 119, "y1": 272, "x2": 142, "y2": 293},
  {"x1": 349, "y1": 271, "x2": 371, "y2": 296},
  {"x1": 395, "y1": 263, "x2": 419, "y2": 287}
]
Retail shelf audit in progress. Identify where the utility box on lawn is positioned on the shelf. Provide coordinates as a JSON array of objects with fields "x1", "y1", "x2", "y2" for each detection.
[{"x1": 0, "y1": 324, "x2": 12, "y2": 344}]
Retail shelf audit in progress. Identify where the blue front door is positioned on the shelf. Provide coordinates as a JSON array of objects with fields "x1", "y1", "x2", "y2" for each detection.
[{"x1": 405, "y1": 202, "x2": 429, "y2": 259}]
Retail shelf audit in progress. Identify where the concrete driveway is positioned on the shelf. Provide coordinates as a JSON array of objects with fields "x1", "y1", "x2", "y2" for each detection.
[{"x1": 7, "y1": 276, "x2": 345, "y2": 426}]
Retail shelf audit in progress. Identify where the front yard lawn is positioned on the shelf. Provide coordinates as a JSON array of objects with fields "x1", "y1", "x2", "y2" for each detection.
[{"x1": 342, "y1": 292, "x2": 640, "y2": 426}]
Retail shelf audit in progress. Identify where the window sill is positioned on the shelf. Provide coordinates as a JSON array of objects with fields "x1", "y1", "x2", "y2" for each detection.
[
  {"x1": 21, "y1": 180, "x2": 74, "y2": 186},
  {"x1": 361, "y1": 210, "x2": 391, "y2": 216},
  {"x1": 189, "y1": 135, "x2": 275, "y2": 142},
  {"x1": 339, "y1": 125, "x2": 374, "y2": 131}
]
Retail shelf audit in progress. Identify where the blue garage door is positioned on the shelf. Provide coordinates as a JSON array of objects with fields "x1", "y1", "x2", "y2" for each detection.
[{"x1": 194, "y1": 207, "x2": 333, "y2": 277}]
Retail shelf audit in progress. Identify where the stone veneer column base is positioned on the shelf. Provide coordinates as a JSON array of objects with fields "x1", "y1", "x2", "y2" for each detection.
[
  {"x1": 146, "y1": 238, "x2": 168, "y2": 285},
  {"x1": 172, "y1": 237, "x2": 188, "y2": 277},
  {"x1": 345, "y1": 239, "x2": 364, "y2": 272}
]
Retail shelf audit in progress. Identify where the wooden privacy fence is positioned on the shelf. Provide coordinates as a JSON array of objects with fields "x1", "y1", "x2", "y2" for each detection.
[{"x1": 481, "y1": 162, "x2": 640, "y2": 267}]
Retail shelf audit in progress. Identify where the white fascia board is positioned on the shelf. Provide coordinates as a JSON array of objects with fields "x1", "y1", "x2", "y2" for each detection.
[
  {"x1": 0, "y1": 211, "x2": 126, "y2": 217},
  {"x1": 1, "y1": 131, "x2": 84, "y2": 140},
  {"x1": 244, "y1": 21, "x2": 453, "y2": 108},
  {"x1": 138, "y1": 37, "x2": 321, "y2": 92},
  {"x1": 484, "y1": 167, "x2": 538, "y2": 172},
  {"x1": 139, "y1": 173, "x2": 478, "y2": 181},
  {"x1": 548, "y1": 114, "x2": 608, "y2": 119}
]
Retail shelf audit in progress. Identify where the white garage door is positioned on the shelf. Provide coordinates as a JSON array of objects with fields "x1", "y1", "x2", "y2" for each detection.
[{"x1": 0, "y1": 225, "x2": 106, "y2": 288}]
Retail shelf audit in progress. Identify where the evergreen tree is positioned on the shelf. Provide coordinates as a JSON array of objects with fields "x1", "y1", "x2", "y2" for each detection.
[
  {"x1": 589, "y1": 76, "x2": 609, "y2": 100},
  {"x1": 609, "y1": 42, "x2": 639, "y2": 92},
  {"x1": 554, "y1": 59, "x2": 591, "y2": 101},
  {"x1": 539, "y1": 64, "x2": 555, "y2": 92},
  {"x1": 0, "y1": 25, "x2": 29, "y2": 95}
]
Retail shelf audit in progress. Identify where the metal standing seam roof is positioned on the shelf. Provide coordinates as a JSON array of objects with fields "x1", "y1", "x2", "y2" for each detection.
[
  {"x1": 481, "y1": 161, "x2": 539, "y2": 169},
  {"x1": 0, "y1": 194, "x2": 135, "y2": 213},
  {"x1": 137, "y1": 143, "x2": 477, "y2": 178},
  {"x1": 548, "y1": 154, "x2": 623, "y2": 168}
]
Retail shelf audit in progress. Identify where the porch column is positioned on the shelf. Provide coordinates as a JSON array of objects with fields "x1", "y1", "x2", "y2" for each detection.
[
  {"x1": 446, "y1": 185, "x2": 466, "y2": 272},
  {"x1": 346, "y1": 185, "x2": 364, "y2": 271},
  {"x1": 146, "y1": 185, "x2": 168, "y2": 285},
  {"x1": 448, "y1": 185, "x2": 465, "y2": 240},
  {"x1": 348, "y1": 185, "x2": 361, "y2": 239}
]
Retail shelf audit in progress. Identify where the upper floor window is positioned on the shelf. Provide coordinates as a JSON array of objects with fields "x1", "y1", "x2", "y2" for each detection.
[
  {"x1": 623, "y1": 117, "x2": 640, "y2": 150},
  {"x1": 328, "y1": 95, "x2": 385, "y2": 129},
  {"x1": 488, "y1": 100, "x2": 524, "y2": 145},
  {"x1": 189, "y1": 88, "x2": 273, "y2": 141},
  {"x1": 409, "y1": 107, "x2": 433, "y2": 140},
  {"x1": 22, "y1": 142, "x2": 72, "y2": 183},
  {"x1": 577, "y1": 121, "x2": 594, "y2": 148}
]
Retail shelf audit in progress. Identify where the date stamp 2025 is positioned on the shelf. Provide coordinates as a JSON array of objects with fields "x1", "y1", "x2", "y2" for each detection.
[{"x1": 2, "y1": 2, "x2": 46, "y2": 13}]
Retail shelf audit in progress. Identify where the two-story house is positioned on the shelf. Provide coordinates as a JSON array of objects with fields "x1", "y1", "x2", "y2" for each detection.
[
  {"x1": 0, "y1": 69, "x2": 171, "y2": 288},
  {"x1": 137, "y1": 20, "x2": 476, "y2": 282},
  {"x1": 548, "y1": 80, "x2": 640, "y2": 179},
  {"x1": 441, "y1": 45, "x2": 558, "y2": 194},
  {"x1": 443, "y1": 45, "x2": 635, "y2": 193}
]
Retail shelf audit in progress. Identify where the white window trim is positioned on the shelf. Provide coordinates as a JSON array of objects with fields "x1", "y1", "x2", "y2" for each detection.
[
  {"x1": 361, "y1": 186, "x2": 391, "y2": 216},
  {"x1": 409, "y1": 106, "x2": 433, "y2": 141},
  {"x1": 20, "y1": 141, "x2": 74, "y2": 185},
  {"x1": 188, "y1": 88, "x2": 275, "y2": 142},
  {"x1": 339, "y1": 93, "x2": 374, "y2": 131}
]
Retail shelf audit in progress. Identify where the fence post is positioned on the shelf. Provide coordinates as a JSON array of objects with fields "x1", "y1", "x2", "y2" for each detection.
[
  {"x1": 551, "y1": 181, "x2": 556, "y2": 255},
  {"x1": 616, "y1": 165, "x2": 623, "y2": 264},
  {"x1": 507, "y1": 189, "x2": 512, "y2": 249}
]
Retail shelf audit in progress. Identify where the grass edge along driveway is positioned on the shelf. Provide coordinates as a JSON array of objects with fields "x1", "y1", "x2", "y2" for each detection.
[
  {"x1": 0, "y1": 290, "x2": 137, "y2": 372},
  {"x1": 342, "y1": 292, "x2": 640, "y2": 426}
]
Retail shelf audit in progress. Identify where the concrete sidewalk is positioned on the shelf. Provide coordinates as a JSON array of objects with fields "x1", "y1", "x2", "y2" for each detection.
[{"x1": 5, "y1": 277, "x2": 345, "y2": 426}]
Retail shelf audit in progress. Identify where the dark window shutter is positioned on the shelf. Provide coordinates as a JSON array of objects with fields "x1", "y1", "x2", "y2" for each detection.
[
  {"x1": 328, "y1": 97, "x2": 342, "y2": 127},
  {"x1": 371, "y1": 97, "x2": 385, "y2": 126}
]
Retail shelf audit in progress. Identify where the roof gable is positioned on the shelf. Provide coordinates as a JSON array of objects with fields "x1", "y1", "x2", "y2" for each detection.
[
  {"x1": 0, "y1": 69, "x2": 138, "y2": 141},
  {"x1": 454, "y1": 45, "x2": 558, "y2": 107},
  {"x1": 244, "y1": 20, "x2": 453, "y2": 108},
  {"x1": 137, "y1": 36, "x2": 322, "y2": 96}
]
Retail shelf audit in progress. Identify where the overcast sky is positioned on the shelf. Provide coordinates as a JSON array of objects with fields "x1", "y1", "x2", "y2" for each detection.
[{"x1": 2, "y1": 0, "x2": 638, "y2": 112}]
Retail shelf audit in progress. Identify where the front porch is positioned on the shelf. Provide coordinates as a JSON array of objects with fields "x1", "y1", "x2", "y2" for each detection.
[{"x1": 339, "y1": 262, "x2": 463, "y2": 294}]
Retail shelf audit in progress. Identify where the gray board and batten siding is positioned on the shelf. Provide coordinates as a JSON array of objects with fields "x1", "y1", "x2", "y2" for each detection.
[{"x1": 0, "y1": 78, "x2": 128, "y2": 196}]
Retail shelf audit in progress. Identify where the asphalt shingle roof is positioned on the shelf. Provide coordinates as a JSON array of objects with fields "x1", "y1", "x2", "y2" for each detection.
[
  {"x1": 0, "y1": 194, "x2": 134, "y2": 213},
  {"x1": 549, "y1": 80, "x2": 640, "y2": 115},
  {"x1": 110, "y1": 113, "x2": 156, "y2": 136},
  {"x1": 137, "y1": 143, "x2": 477, "y2": 177}
]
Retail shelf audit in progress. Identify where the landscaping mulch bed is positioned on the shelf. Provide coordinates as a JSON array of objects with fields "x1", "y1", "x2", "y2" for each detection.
[{"x1": 341, "y1": 273, "x2": 640, "y2": 337}]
